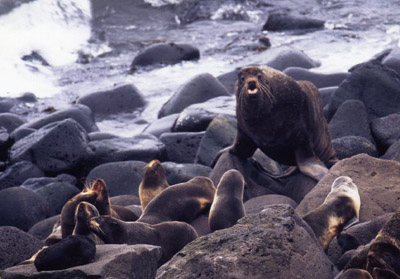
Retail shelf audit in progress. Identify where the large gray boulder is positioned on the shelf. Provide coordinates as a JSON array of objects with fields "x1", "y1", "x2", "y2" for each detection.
[
  {"x1": 382, "y1": 139, "x2": 400, "y2": 162},
  {"x1": 263, "y1": 13, "x2": 325, "y2": 31},
  {"x1": 0, "y1": 161, "x2": 44, "y2": 191},
  {"x1": 332, "y1": 136, "x2": 378, "y2": 160},
  {"x1": 158, "y1": 73, "x2": 229, "y2": 118},
  {"x1": 160, "y1": 132, "x2": 204, "y2": 163},
  {"x1": 297, "y1": 154, "x2": 400, "y2": 222},
  {"x1": 161, "y1": 162, "x2": 212, "y2": 185},
  {"x1": 77, "y1": 84, "x2": 146, "y2": 117},
  {"x1": 157, "y1": 204, "x2": 335, "y2": 279},
  {"x1": 328, "y1": 60, "x2": 400, "y2": 120},
  {"x1": 0, "y1": 113, "x2": 26, "y2": 133},
  {"x1": 10, "y1": 119, "x2": 89, "y2": 173},
  {"x1": 28, "y1": 215, "x2": 60, "y2": 240},
  {"x1": 283, "y1": 67, "x2": 349, "y2": 88},
  {"x1": 370, "y1": 112, "x2": 400, "y2": 151},
  {"x1": 2, "y1": 244, "x2": 162, "y2": 279},
  {"x1": 85, "y1": 161, "x2": 146, "y2": 197},
  {"x1": 0, "y1": 187, "x2": 49, "y2": 231},
  {"x1": 0, "y1": 226, "x2": 43, "y2": 270},
  {"x1": 265, "y1": 48, "x2": 320, "y2": 71}
]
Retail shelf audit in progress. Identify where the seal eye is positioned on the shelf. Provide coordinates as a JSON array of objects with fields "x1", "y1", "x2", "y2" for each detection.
[
  {"x1": 239, "y1": 75, "x2": 245, "y2": 83},
  {"x1": 257, "y1": 74, "x2": 263, "y2": 81}
]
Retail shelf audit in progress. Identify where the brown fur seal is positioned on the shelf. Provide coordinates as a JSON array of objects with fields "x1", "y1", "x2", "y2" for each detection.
[
  {"x1": 209, "y1": 169, "x2": 245, "y2": 232},
  {"x1": 366, "y1": 211, "x2": 400, "y2": 275},
  {"x1": 216, "y1": 65, "x2": 337, "y2": 181},
  {"x1": 137, "y1": 176, "x2": 215, "y2": 225},
  {"x1": 373, "y1": 268, "x2": 400, "y2": 279},
  {"x1": 139, "y1": 159, "x2": 169, "y2": 210},
  {"x1": 336, "y1": 269, "x2": 372, "y2": 279},
  {"x1": 72, "y1": 201, "x2": 103, "y2": 244},
  {"x1": 302, "y1": 176, "x2": 360, "y2": 251},
  {"x1": 89, "y1": 215, "x2": 198, "y2": 264}
]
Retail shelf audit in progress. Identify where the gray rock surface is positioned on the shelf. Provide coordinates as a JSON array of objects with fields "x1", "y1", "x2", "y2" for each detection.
[
  {"x1": 0, "y1": 113, "x2": 26, "y2": 133},
  {"x1": 160, "y1": 132, "x2": 204, "y2": 163},
  {"x1": 143, "y1": 114, "x2": 178, "y2": 137},
  {"x1": 0, "y1": 161, "x2": 44, "y2": 191},
  {"x1": 332, "y1": 136, "x2": 379, "y2": 159},
  {"x1": 157, "y1": 204, "x2": 335, "y2": 279},
  {"x1": 244, "y1": 194, "x2": 298, "y2": 215},
  {"x1": 370, "y1": 112, "x2": 400, "y2": 151},
  {"x1": 110, "y1": 195, "x2": 141, "y2": 206},
  {"x1": 263, "y1": 13, "x2": 325, "y2": 31},
  {"x1": 161, "y1": 162, "x2": 212, "y2": 185},
  {"x1": 265, "y1": 48, "x2": 321, "y2": 71},
  {"x1": 0, "y1": 226, "x2": 43, "y2": 270},
  {"x1": 382, "y1": 139, "x2": 400, "y2": 162},
  {"x1": 2, "y1": 244, "x2": 162, "y2": 279},
  {"x1": 28, "y1": 215, "x2": 60, "y2": 240},
  {"x1": 284, "y1": 67, "x2": 349, "y2": 88}
]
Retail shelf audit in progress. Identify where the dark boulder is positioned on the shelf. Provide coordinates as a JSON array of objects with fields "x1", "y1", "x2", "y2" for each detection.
[
  {"x1": 0, "y1": 226, "x2": 43, "y2": 270},
  {"x1": 332, "y1": 136, "x2": 379, "y2": 159},
  {"x1": 244, "y1": 195, "x2": 298, "y2": 215},
  {"x1": 21, "y1": 174, "x2": 76, "y2": 191},
  {"x1": 263, "y1": 13, "x2": 325, "y2": 31},
  {"x1": 382, "y1": 139, "x2": 400, "y2": 162},
  {"x1": 328, "y1": 60, "x2": 400, "y2": 120},
  {"x1": 88, "y1": 132, "x2": 119, "y2": 141},
  {"x1": 217, "y1": 69, "x2": 239, "y2": 95},
  {"x1": 0, "y1": 98, "x2": 16, "y2": 113},
  {"x1": 77, "y1": 84, "x2": 146, "y2": 117},
  {"x1": 157, "y1": 204, "x2": 336, "y2": 279},
  {"x1": 84, "y1": 134, "x2": 165, "y2": 171},
  {"x1": 283, "y1": 67, "x2": 349, "y2": 88},
  {"x1": 110, "y1": 195, "x2": 140, "y2": 206},
  {"x1": 160, "y1": 132, "x2": 204, "y2": 163},
  {"x1": 265, "y1": 48, "x2": 321, "y2": 71},
  {"x1": 131, "y1": 43, "x2": 200, "y2": 71},
  {"x1": 10, "y1": 119, "x2": 89, "y2": 174},
  {"x1": 0, "y1": 161, "x2": 44, "y2": 191},
  {"x1": 172, "y1": 96, "x2": 236, "y2": 132},
  {"x1": 382, "y1": 46, "x2": 400, "y2": 76},
  {"x1": 143, "y1": 114, "x2": 178, "y2": 137},
  {"x1": 17, "y1": 92, "x2": 37, "y2": 103},
  {"x1": 0, "y1": 113, "x2": 26, "y2": 133},
  {"x1": 28, "y1": 215, "x2": 60, "y2": 240},
  {"x1": 319, "y1": 86, "x2": 337, "y2": 106},
  {"x1": 161, "y1": 162, "x2": 212, "y2": 185},
  {"x1": 370, "y1": 113, "x2": 400, "y2": 152},
  {"x1": 12, "y1": 105, "x2": 98, "y2": 137},
  {"x1": 194, "y1": 114, "x2": 237, "y2": 166},
  {"x1": 0, "y1": 187, "x2": 49, "y2": 231},
  {"x1": 158, "y1": 73, "x2": 229, "y2": 118},
  {"x1": 85, "y1": 161, "x2": 146, "y2": 197},
  {"x1": 328, "y1": 100, "x2": 373, "y2": 142}
]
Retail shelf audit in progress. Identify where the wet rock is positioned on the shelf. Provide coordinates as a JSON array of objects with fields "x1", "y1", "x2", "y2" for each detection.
[
  {"x1": 328, "y1": 60, "x2": 400, "y2": 120},
  {"x1": 244, "y1": 194, "x2": 298, "y2": 215},
  {"x1": 35, "y1": 182, "x2": 80, "y2": 216},
  {"x1": 2, "y1": 244, "x2": 162, "y2": 279},
  {"x1": 84, "y1": 134, "x2": 165, "y2": 171},
  {"x1": 158, "y1": 73, "x2": 229, "y2": 118},
  {"x1": 77, "y1": 84, "x2": 146, "y2": 117},
  {"x1": 143, "y1": 113, "x2": 178, "y2": 137},
  {"x1": 0, "y1": 187, "x2": 49, "y2": 231},
  {"x1": 12, "y1": 127, "x2": 35, "y2": 141},
  {"x1": 34, "y1": 235, "x2": 96, "y2": 271},
  {"x1": 160, "y1": 132, "x2": 204, "y2": 163},
  {"x1": 88, "y1": 132, "x2": 119, "y2": 141},
  {"x1": 21, "y1": 51, "x2": 50, "y2": 66},
  {"x1": 370, "y1": 113, "x2": 400, "y2": 152},
  {"x1": 12, "y1": 105, "x2": 98, "y2": 137},
  {"x1": 0, "y1": 98, "x2": 16, "y2": 113},
  {"x1": 0, "y1": 161, "x2": 44, "y2": 191},
  {"x1": 332, "y1": 136, "x2": 379, "y2": 159},
  {"x1": 172, "y1": 96, "x2": 236, "y2": 132},
  {"x1": 328, "y1": 100, "x2": 373, "y2": 142},
  {"x1": 157, "y1": 204, "x2": 335, "y2": 279},
  {"x1": 283, "y1": 67, "x2": 349, "y2": 88},
  {"x1": 10, "y1": 119, "x2": 89, "y2": 174},
  {"x1": 381, "y1": 139, "x2": 400, "y2": 162},
  {"x1": 110, "y1": 195, "x2": 140, "y2": 206},
  {"x1": 296, "y1": 154, "x2": 400, "y2": 222},
  {"x1": 265, "y1": 48, "x2": 321, "y2": 71},
  {"x1": 319, "y1": 87, "x2": 337, "y2": 106},
  {"x1": 0, "y1": 128, "x2": 10, "y2": 160},
  {"x1": 382, "y1": 46, "x2": 400, "y2": 76},
  {"x1": 263, "y1": 13, "x2": 325, "y2": 31},
  {"x1": 0, "y1": 226, "x2": 43, "y2": 270},
  {"x1": 28, "y1": 215, "x2": 60, "y2": 240},
  {"x1": 21, "y1": 174, "x2": 76, "y2": 191},
  {"x1": 85, "y1": 161, "x2": 146, "y2": 197},
  {"x1": 161, "y1": 162, "x2": 212, "y2": 185},
  {"x1": 17, "y1": 92, "x2": 37, "y2": 103},
  {"x1": 217, "y1": 69, "x2": 239, "y2": 95},
  {"x1": 131, "y1": 42, "x2": 200, "y2": 71},
  {"x1": 0, "y1": 113, "x2": 26, "y2": 133},
  {"x1": 195, "y1": 114, "x2": 237, "y2": 167}
]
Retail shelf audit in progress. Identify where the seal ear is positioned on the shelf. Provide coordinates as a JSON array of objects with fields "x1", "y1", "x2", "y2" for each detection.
[{"x1": 91, "y1": 179, "x2": 106, "y2": 193}]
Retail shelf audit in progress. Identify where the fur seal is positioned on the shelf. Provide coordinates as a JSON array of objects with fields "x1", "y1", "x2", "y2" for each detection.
[
  {"x1": 302, "y1": 176, "x2": 361, "y2": 251},
  {"x1": 336, "y1": 269, "x2": 372, "y2": 279},
  {"x1": 216, "y1": 65, "x2": 337, "y2": 181},
  {"x1": 72, "y1": 201, "x2": 103, "y2": 244},
  {"x1": 137, "y1": 176, "x2": 216, "y2": 225},
  {"x1": 139, "y1": 159, "x2": 169, "y2": 210},
  {"x1": 89, "y1": 215, "x2": 198, "y2": 264},
  {"x1": 366, "y1": 211, "x2": 400, "y2": 275},
  {"x1": 209, "y1": 169, "x2": 245, "y2": 232},
  {"x1": 373, "y1": 268, "x2": 400, "y2": 279}
]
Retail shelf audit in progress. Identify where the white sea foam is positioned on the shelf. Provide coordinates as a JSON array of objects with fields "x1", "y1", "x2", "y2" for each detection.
[
  {"x1": 144, "y1": 0, "x2": 184, "y2": 7},
  {"x1": 0, "y1": 0, "x2": 92, "y2": 97}
]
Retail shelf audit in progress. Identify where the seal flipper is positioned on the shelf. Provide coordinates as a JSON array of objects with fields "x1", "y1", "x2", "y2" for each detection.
[{"x1": 295, "y1": 147, "x2": 328, "y2": 181}]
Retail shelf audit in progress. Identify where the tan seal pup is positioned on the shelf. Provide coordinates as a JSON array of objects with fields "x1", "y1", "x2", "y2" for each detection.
[
  {"x1": 366, "y1": 211, "x2": 400, "y2": 276},
  {"x1": 215, "y1": 65, "x2": 337, "y2": 181},
  {"x1": 137, "y1": 176, "x2": 216, "y2": 225},
  {"x1": 89, "y1": 216, "x2": 198, "y2": 264},
  {"x1": 139, "y1": 159, "x2": 169, "y2": 210},
  {"x1": 209, "y1": 169, "x2": 245, "y2": 232},
  {"x1": 302, "y1": 176, "x2": 361, "y2": 251}
]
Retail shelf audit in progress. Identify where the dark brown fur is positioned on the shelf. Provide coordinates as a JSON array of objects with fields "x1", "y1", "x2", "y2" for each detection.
[
  {"x1": 89, "y1": 216, "x2": 198, "y2": 264},
  {"x1": 137, "y1": 176, "x2": 216, "y2": 225},
  {"x1": 226, "y1": 66, "x2": 336, "y2": 181}
]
